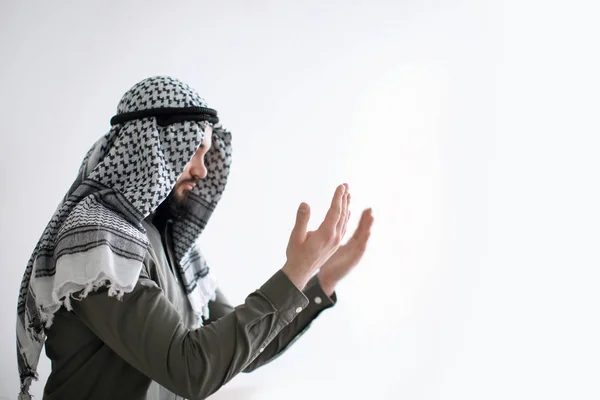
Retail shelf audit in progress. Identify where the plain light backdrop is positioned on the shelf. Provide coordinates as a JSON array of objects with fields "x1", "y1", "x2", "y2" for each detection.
[{"x1": 1, "y1": 1, "x2": 599, "y2": 399}]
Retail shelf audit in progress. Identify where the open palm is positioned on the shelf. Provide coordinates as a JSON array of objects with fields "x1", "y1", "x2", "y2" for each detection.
[{"x1": 318, "y1": 208, "x2": 374, "y2": 296}]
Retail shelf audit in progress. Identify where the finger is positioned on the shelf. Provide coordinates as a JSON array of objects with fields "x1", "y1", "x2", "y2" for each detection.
[
  {"x1": 290, "y1": 202, "x2": 311, "y2": 243},
  {"x1": 319, "y1": 184, "x2": 345, "y2": 234},
  {"x1": 340, "y1": 185, "x2": 350, "y2": 233},
  {"x1": 338, "y1": 188, "x2": 350, "y2": 237},
  {"x1": 344, "y1": 192, "x2": 351, "y2": 235},
  {"x1": 342, "y1": 209, "x2": 351, "y2": 239},
  {"x1": 352, "y1": 208, "x2": 374, "y2": 241},
  {"x1": 335, "y1": 187, "x2": 349, "y2": 235}
]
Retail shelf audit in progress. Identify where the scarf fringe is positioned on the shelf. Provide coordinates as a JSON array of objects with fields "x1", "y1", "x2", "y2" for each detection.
[
  {"x1": 19, "y1": 373, "x2": 37, "y2": 400},
  {"x1": 41, "y1": 278, "x2": 129, "y2": 330}
]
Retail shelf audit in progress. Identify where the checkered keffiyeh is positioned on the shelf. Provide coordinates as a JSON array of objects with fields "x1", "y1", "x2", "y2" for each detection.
[{"x1": 15, "y1": 76, "x2": 232, "y2": 399}]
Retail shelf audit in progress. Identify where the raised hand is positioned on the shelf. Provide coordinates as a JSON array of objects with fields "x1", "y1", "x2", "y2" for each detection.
[
  {"x1": 282, "y1": 184, "x2": 350, "y2": 290},
  {"x1": 317, "y1": 207, "x2": 374, "y2": 296}
]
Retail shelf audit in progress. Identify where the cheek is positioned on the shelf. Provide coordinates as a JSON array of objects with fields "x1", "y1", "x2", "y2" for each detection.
[{"x1": 177, "y1": 163, "x2": 191, "y2": 181}]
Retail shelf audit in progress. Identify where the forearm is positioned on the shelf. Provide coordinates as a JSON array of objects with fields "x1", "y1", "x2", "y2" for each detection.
[
  {"x1": 243, "y1": 274, "x2": 336, "y2": 372},
  {"x1": 72, "y1": 270, "x2": 308, "y2": 400}
]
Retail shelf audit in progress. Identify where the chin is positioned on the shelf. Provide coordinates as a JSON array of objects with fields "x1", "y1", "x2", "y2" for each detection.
[{"x1": 174, "y1": 190, "x2": 187, "y2": 203}]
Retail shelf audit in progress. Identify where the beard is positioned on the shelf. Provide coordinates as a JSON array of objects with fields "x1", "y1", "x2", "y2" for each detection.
[
  {"x1": 153, "y1": 187, "x2": 190, "y2": 230},
  {"x1": 169, "y1": 187, "x2": 190, "y2": 217}
]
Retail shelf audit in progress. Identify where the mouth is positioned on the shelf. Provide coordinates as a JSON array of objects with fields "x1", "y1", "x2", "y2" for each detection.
[{"x1": 181, "y1": 182, "x2": 196, "y2": 191}]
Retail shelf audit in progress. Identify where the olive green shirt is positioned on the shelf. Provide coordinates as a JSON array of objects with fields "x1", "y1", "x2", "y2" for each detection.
[{"x1": 42, "y1": 217, "x2": 336, "y2": 399}]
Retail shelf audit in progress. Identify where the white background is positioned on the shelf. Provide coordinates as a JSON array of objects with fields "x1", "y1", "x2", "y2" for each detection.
[{"x1": 1, "y1": 1, "x2": 599, "y2": 399}]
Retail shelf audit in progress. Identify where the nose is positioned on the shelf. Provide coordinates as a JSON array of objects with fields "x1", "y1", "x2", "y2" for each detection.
[{"x1": 189, "y1": 164, "x2": 208, "y2": 180}]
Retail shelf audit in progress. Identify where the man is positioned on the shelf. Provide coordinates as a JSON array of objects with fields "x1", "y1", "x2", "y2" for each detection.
[{"x1": 16, "y1": 76, "x2": 374, "y2": 400}]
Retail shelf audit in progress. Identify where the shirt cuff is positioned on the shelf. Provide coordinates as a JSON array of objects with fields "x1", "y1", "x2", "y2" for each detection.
[
  {"x1": 303, "y1": 274, "x2": 337, "y2": 309},
  {"x1": 258, "y1": 269, "x2": 310, "y2": 325}
]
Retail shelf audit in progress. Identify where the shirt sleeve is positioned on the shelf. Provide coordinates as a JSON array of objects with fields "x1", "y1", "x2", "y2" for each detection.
[
  {"x1": 204, "y1": 275, "x2": 337, "y2": 373},
  {"x1": 70, "y1": 269, "x2": 309, "y2": 400}
]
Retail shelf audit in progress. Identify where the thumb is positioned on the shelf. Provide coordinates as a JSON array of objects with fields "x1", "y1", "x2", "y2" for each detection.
[{"x1": 290, "y1": 202, "x2": 311, "y2": 243}]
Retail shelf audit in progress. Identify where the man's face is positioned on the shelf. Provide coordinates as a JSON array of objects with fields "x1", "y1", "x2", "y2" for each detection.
[{"x1": 172, "y1": 125, "x2": 213, "y2": 202}]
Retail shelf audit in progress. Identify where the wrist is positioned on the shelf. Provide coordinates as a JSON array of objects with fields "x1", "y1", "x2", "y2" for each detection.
[
  {"x1": 281, "y1": 262, "x2": 311, "y2": 291},
  {"x1": 317, "y1": 272, "x2": 336, "y2": 297}
]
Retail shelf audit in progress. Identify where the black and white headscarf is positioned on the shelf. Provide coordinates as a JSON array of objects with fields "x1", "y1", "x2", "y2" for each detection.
[{"x1": 15, "y1": 76, "x2": 232, "y2": 399}]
